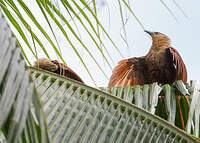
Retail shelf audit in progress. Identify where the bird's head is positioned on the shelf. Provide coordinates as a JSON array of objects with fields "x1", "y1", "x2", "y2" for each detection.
[{"x1": 144, "y1": 30, "x2": 171, "y2": 48}]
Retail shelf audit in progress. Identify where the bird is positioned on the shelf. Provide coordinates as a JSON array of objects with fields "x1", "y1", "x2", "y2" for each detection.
[
  {"x1": 108, "y1": 30, "x2": 187, "y2": 87},
  {"x1": 34, "y1": 58, "x2": 84, "y2": 84}
]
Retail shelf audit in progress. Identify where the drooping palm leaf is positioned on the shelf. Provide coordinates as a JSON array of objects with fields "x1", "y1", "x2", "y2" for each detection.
[
  {"x1": 0, "y1": 9, "x2": 50, "y2": 143},
  {"x1": 0, "y1": 0, "x2": 121, "y2": 86}
]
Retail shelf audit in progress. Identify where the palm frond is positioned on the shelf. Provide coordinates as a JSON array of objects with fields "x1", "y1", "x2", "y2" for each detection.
[
  {"x1": 100, "y1": 81, "x2": 200, "y2": 138},
  {"x1": 29, "y1": 67, "x2": 199, "y2": 142},
  {"x1": 0, "y1": 9, "x2": 50, "y2": 142}
]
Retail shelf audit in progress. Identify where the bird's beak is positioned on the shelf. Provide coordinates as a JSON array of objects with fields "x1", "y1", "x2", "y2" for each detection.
[{"x1": 144, "y1": 30, "x2": 153, "y2": 36}]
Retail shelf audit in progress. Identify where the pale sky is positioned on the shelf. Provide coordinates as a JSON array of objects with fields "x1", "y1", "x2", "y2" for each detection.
[{"x1": 8, "y1": 0, "x2": 200, "y2": 87}]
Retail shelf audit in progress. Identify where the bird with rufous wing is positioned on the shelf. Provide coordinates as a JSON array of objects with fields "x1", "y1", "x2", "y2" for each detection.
[{"x1": 109, "y1": 30, "x2": 187, "y2": 87}]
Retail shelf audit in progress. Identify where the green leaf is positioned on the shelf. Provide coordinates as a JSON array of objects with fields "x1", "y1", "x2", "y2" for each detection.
[
  {"x1": 186, "y1": 81, "x2": 200, "y2": 135},
  {"x1": 149, "y1": 83, "x2": 162, "y2": 114},
  {"x1": 29, "y1": 67, "x2": 199, "y2": 142},
  {"x1": 0, "y1": 11, "x2": 34, "y2": 142},
  {"x1": 163, "y1": 85, "x2": 176, "y2": 124}
]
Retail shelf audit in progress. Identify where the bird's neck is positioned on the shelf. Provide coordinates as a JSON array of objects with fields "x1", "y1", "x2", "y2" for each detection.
[{"x1": 150, "y1": 39, "x2": 171, "y2": 52}]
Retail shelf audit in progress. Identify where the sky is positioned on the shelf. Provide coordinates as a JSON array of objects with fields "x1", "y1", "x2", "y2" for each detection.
[{"x1": 8, "y1": 0, "x2": 200, "y2": 87}]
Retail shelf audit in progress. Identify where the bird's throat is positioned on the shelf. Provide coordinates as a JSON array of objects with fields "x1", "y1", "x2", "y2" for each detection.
[{"x1": 150, "y1": 39, "x2": 171, "y2": 52}]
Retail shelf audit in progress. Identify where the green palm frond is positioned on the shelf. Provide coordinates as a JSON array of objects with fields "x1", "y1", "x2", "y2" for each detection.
[
  {"x1": 0, "y1": 11, "x2": 49, "y2": 142},
  {"x1": 101, "y1": 82, "x2": 187, "y2": 128},
  {"x1": 29, "y1": 67, "x2": 199, "y2": 142},
  {"x1": 0, "y1": 0, "x2": 119, "y2": 85},
  {"x1": 100, "y1": 81, "x2": 200, "y2": 138}
]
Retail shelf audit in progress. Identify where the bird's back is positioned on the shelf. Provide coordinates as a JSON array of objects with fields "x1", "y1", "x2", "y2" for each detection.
[
  {"x1": 51, "y1": 60, "x2": 84, "y2": 83},
  {"x1": 34, "y1": 58, "x2": 84, "y2": 84}
]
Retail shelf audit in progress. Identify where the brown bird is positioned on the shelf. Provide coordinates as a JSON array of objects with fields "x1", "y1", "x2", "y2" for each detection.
[
  {"x1": 108, "y1": 31, "x2": 187, "y2": 87},
  {"x1": 34, "y1": 58, "x2": 84, "y2": 84}
]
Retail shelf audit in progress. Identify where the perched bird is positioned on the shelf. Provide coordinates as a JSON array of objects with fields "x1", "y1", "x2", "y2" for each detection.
[
  {"x1": 108, "y1": 30, "x2": 187, "y2": 87},
  {"x1": 34, "y1": 58, "x2": 84, "y2": 84}
]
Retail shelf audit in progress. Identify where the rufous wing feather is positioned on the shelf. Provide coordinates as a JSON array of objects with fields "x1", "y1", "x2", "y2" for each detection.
[{"x1": 108, "y1": 58, "x2": 145, "y2": 87}]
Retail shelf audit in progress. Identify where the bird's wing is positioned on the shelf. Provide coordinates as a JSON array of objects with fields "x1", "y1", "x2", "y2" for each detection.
[
  {"x1": 51, "y1": 60, "x2": 84, "y2": 84},
  {"x1": 108, "y1": 57, "x2": 145, "y2": 87},
  {"x1": 166, "y1": 47, "x2": 187, "y2": 83}
]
